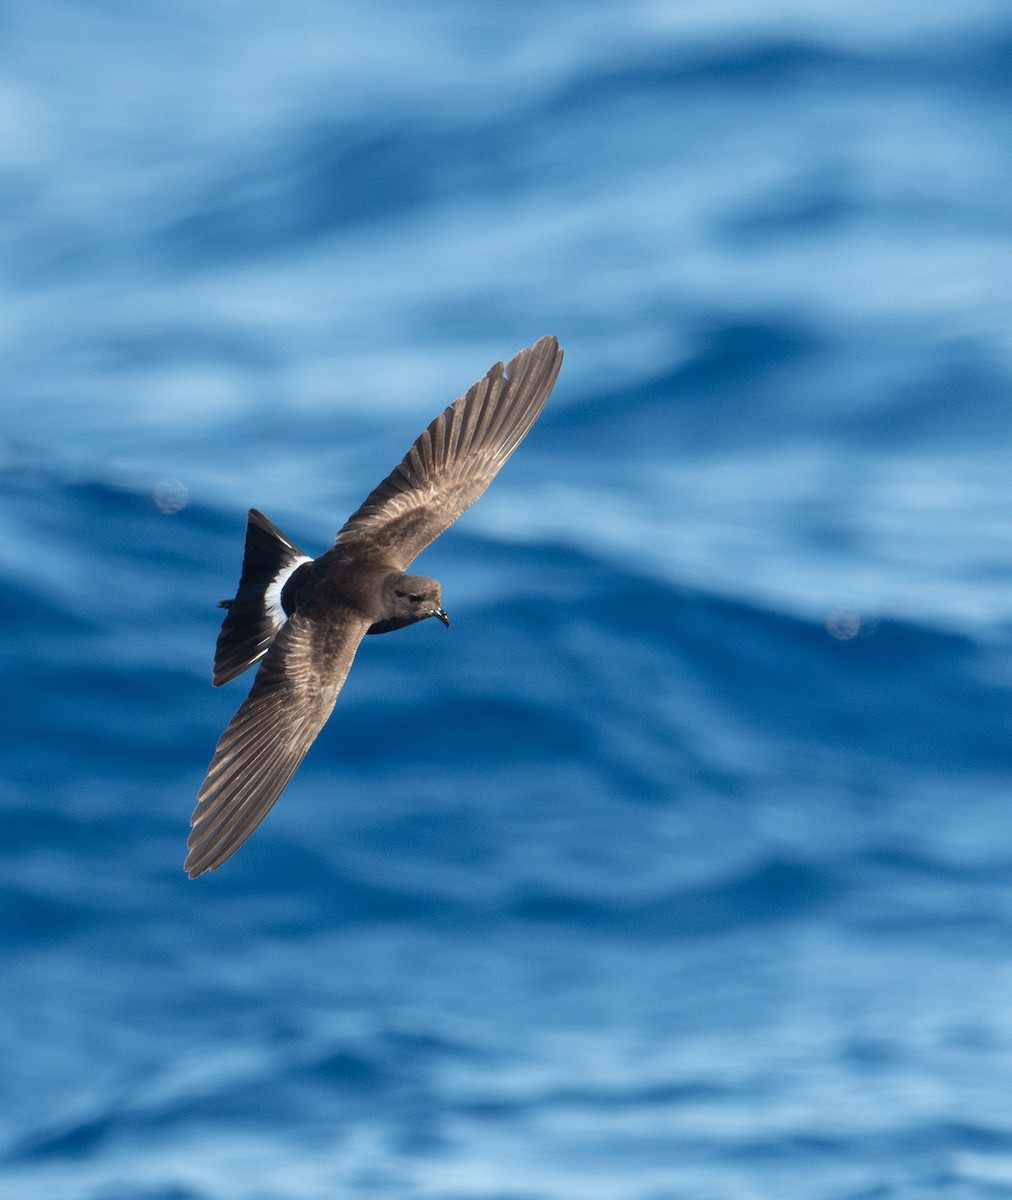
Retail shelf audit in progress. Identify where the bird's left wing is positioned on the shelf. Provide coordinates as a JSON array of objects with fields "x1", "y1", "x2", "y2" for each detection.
[
  {"x1": 334, "y1": 335, "x2": 562, "y2": 571},
  {"x1": 186, "y1": 608, "x2": 369, "y2": 878}
]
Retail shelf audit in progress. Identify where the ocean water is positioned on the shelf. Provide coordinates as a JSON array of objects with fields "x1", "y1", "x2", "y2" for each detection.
[{"x1": 3, "y1": 2, "x2": 1012, "y2": 1197}]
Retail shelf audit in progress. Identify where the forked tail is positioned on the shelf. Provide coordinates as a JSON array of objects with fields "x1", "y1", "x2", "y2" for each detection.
[{"x1": 213, "y1": 509, "x2": 313, "y2": 686}]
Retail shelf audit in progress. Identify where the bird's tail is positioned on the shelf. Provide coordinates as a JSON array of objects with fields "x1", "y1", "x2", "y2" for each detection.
[{"x1": 212, "y1": 509, "x2": 313, "y2": 686}]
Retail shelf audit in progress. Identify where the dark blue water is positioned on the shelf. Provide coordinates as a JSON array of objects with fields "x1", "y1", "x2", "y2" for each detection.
[{"x1": 4, "y1": 4, "x2": 1012, "y2": 1197}]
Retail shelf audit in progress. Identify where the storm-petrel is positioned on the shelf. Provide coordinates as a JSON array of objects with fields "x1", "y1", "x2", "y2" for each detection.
[{"x1": 186, "y1": 335, "x2": 563, "y2": 877}]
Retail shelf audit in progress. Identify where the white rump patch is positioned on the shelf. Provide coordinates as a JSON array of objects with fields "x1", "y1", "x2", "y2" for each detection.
[{"x1": 264, "y1": 556, "x2": 312, "y2": 628}]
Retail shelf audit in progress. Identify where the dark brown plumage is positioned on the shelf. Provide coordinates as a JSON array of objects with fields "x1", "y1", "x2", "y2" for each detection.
[{"x1": 186, "y1": 335, "x2": 563, "y2": 878}]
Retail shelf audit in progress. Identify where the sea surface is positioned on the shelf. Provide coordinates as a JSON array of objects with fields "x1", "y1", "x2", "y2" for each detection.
[{"x1": 3, "y1": 3, "x2": 1012, "y2": 1197}]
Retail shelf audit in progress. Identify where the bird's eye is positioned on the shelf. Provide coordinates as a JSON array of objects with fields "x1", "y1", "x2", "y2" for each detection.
[{"x1": 408, "y1": 593, "x2": 421, "y2": 603}]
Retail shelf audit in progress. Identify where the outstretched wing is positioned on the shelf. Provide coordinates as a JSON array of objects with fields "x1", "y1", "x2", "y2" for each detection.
[
  {"x1": 186, "y1": 609, "x2": 369, "y2": 878},
  {"x1": 334, "y1": 335, "x2": 562, "y2": 571}
]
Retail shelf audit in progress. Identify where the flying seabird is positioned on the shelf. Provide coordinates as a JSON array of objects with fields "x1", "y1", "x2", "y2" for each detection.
[{"x1": 186, "y1": 335, "x2": 563, "y2": 878}]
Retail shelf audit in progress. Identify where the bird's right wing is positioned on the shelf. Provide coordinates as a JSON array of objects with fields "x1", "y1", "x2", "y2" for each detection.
[
  {"x1": 186, "y1": 608, "x2": 369, "y2": 878},
  {"x1": 334, "y1": 335, "x2": 562, "y2": 571}
]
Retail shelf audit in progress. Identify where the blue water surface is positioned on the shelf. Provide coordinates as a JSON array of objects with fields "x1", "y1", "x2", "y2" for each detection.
[{"x1": 4, "y1": 2, "x2": 1012, "y2": 1197}]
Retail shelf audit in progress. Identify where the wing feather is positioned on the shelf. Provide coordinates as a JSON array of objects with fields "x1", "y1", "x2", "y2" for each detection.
[
  {"x1": 334, "y1": 336, "x2": 562, "y2": 569},
  {"x1": 186, "y1": 610, "x2": 368, "y2": 878}
]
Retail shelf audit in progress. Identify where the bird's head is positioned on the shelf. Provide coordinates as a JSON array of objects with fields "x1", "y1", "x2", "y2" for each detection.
[{"x1": 371, "y1": 573, "x2": 450, "y2": 634}]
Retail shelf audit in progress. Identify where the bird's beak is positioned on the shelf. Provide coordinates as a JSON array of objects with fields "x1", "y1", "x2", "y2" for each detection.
[{"x1": 431, "y1": 608, "x2": 450, "y2": 628}]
